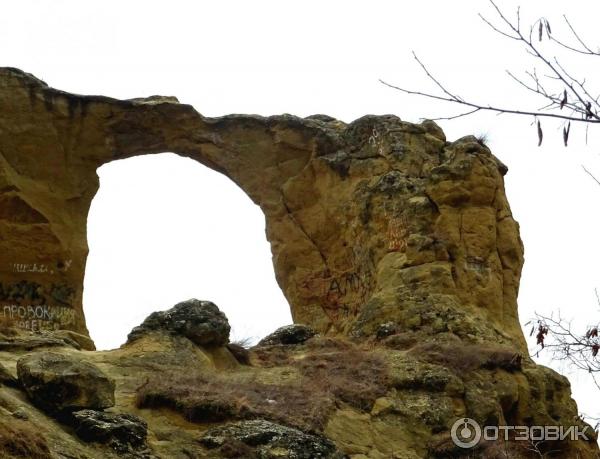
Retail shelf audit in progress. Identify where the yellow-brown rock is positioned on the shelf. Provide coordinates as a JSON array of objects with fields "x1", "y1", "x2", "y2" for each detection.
[
  {"x1": 0, "y1": 68, "x2": 523, "y2": 351},
  {"x1": 0, "y1": 68, "x2": 598, "y2": 458}
]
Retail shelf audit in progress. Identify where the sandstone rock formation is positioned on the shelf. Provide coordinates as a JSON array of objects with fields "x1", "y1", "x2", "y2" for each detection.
[
  {"x1": 17, "y1": 351, "x2": 115, "y2": 415},
  {"x1": 0, "y1": 67, "x2": 523, "y2": 353},
  {"x1": 0, "y1": 68, "x2": 597, "y2": 458}
]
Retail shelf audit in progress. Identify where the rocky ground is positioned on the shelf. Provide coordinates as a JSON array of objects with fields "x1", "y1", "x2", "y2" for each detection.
[{"x1": 0, "y1": 299, "x2": 597, "y2": 459}]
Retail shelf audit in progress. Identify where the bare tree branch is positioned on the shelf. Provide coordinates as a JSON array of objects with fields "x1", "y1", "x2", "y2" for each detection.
[
  {"x1": 550, "y1": 16, "x2": 600, "y2": 56},
  {"x1": 532, "y1": 311, "x2": 600, "y2": 382},
  {"x1": 381, "y1": 0, "x2": 600, "y2": 131},
  {"x1": 379, "y1": 76, "x2": 599, "y2": 123},
  {"x1": 582, "y1": 165, "x2": 600, "y2": 186}
]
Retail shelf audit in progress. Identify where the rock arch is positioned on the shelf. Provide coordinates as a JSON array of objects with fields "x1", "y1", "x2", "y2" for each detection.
[
  {"x1": 84, "y1": 152, "x2": 291, "y2": 349},
  {"x1": 0, "y1": 68, "x2": 525, "y2": 351}
]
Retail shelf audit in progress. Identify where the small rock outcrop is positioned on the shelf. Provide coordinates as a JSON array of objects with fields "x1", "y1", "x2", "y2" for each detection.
[
  {"x1": 200, "y1": 419, "x2": 342, "y2": 459},
  {"x1": 72, "y1": 410, "x2": 150, "y2": 455},
  {"x1": 258, "y1": 324, "x2": 317, "y2": 346},
  {"x1": 17, "y1": 352, "x2": 115, "y2": 415},
  {"x1": 127, "y1": 299, "x2": 230, "y2": 347}
]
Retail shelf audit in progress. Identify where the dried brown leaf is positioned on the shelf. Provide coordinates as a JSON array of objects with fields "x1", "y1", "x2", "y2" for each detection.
[
  {"x1": 563, "y1": 121, "x2": 571, "y2": 147},
  {"x1": 560, "y1": 90, "x2": 567, "y2": 110}
]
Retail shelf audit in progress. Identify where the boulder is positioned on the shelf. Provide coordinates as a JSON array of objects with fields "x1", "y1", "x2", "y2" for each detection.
[
  {"x1": 258, "y1": 324, "x2": 317, "y2": 346},
  {"x1": 127, "y1": 299, "x2": 230, "y2": 347},
  {"x1": 200, "y1": 419, "x2": 342, "y2": 458},
  {"x1": 17, "y1": 352, "x2": 115, "y2": 415},
  {"x1": 72, "y1": 410, "x2": 149, "y2": 454}
]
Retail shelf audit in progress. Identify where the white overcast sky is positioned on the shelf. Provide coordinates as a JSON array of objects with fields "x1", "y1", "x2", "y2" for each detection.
[{"x1": 2, "y1": 0, "x2": 600, "y2": 421}]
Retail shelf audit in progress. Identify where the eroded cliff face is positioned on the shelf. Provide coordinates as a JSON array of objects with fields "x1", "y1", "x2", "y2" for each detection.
[
  {"x1": 0, "y1": 68, "x2": 524, "y2": 352},
  {"x1": 0, "y1": 68, "x2": 597, "y2": 459}
]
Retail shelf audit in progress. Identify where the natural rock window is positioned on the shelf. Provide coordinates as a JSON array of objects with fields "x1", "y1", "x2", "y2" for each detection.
[{"x1": 84, "y1": 153, "x2": 290, "y2": 349}]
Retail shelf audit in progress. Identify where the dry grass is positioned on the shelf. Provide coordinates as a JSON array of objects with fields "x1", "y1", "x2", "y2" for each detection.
[
  {"x1": 475, "y1": 132, "x2": 490, "y2": 148},
  {"x1": 251, "y1": 345, "x2": 291, "y2": 368},
  {"x1": 137, "y1": 371, "x2": 333, "y2": 433},
  {"x1": 217, "y1": 438, "x2": 256, "y2": 458},
  {"x1": 0, "y1": 418, "x2": 52, "y2": 458},
  {"x1": 380, "y1": 331, "x2": 419, "y2": 350},
  {"x1": 230, "y1": 337, "x2": 255, "y2": 349},
  {"x1": 303, "y1": 336, "x2": 354, "y2": 352},
  {"x1": 408, "y1": 342, "x2": 523, "y2": 373},
  {"x1": 295, "y1": 345, "x2": 389, "y2": 412},
  {"x1": 136, "y1": 338, "x2": 391, "y2": 432}
]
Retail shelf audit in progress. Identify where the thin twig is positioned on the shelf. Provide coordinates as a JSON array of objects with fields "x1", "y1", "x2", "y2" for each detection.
[
  {"x1": 380, "y1": 78, "x2": 600, "y2": 123},
  {"x1": 582, "y1": 165, "x2": 600, "y2": 186},
  {"x1": 381, "y1": 0, "x2": 600, "y2": 130}
]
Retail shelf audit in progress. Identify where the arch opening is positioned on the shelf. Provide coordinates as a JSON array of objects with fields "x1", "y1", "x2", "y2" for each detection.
[{"x1": 84, "y1": 153, "x2": 291, "y2": 350}]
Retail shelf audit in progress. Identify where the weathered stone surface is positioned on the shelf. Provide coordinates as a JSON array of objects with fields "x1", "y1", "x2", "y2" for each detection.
[
  {"x1": 72, "y1": 410, "x2": 150, "y2": 455},
  {"x1": 0, "y1": 333, "x2": 80, "y2": 351},
  {"x1": 127, "y1": 299, "x2": 230, "y2": 347},
  {"x1": 257, "y1": 324, "x2": 317, "y2": 346},
  {"x1": 200, "y1": 419, "x2": 342, "y2": 458},
  {"x1": 0, "y1": 68, "x2": 597, "y2": 458},
  {"x1": 0, "y1": 326, "x2": 594, "y2": 458},
  {"x1": 52, "y1": 329, "x2": 96, "y2": 350},
  {"x1": 0, "y1": 68, "x2": 523, "y2": 353},
  {"x1": 17, "y1": 352, "x2": 115, "y2": 414}
]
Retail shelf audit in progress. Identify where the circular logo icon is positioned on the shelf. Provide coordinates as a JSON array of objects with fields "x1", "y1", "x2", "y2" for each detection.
[{"x1": 451, "y1": 418, "x2": 482, "y2": 449}]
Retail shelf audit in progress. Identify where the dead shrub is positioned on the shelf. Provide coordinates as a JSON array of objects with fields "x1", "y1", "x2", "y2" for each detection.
[{"x1": 0, "y1": 417, "x2": 52, "y2": 458}]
